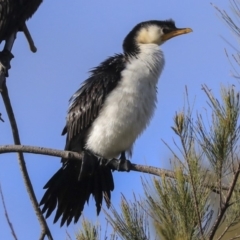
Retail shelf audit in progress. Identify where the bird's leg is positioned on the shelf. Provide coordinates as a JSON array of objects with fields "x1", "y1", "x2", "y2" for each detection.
[
  {"x1": 118, "y1": 151, "x2": 132, "y2": 172},
  {"x1": 80, "y1": 150, "x2": 132, "y2": 173},
  {"x1": 120, "y1": 151, "x2": 126, "y2": 160},
  {"x1": 21, "y1": 22, "x2": 37, "y2": 53},
  {"x1": 0, "y1": 32, "x2": 16, "y2": 90},
  {"x1": 104, "y1": 152, "x2": 132, "y2": 172},
  {"x1": 78, "y1": 150, "x2": 99, "y2": 180}
]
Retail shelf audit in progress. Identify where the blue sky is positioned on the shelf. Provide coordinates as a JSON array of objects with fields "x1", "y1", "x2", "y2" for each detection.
[{"x1": 0, "y1": 0, "x2": 236, "y2": 239}]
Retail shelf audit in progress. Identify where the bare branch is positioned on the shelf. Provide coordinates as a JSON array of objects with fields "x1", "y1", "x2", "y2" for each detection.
[
  {"x1": 0, "y1": 183, "x2": 18, "y2": 240},
  {"x1": 1, "y1": 82, "x2": 53, "y2": 240},
  {"x1": 0, "y1": 144, "x2": 234, "y2": 193},
  {"x1": 0, "y1": 144, "x2": 82, "y2": 160}
]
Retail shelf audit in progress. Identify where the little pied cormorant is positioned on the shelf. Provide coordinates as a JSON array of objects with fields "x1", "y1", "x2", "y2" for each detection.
[
  {"x1": 0, "y1": 0, "x2": 43, "y2": 88},
  {"x1": 40, "y1": 19, "x2": 192, "y2": 226}
]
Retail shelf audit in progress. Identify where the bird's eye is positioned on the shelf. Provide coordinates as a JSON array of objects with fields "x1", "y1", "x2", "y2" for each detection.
[{"x1": 163, "y1": 28, "x2": 171, "y2": 34}]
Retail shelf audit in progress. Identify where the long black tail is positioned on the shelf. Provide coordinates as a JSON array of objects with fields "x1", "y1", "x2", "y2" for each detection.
[{"x1": 39, "y1": 152, "x2": 114, "y2": 226}]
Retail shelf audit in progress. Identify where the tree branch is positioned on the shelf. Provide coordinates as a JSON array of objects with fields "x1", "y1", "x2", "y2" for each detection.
[
  {"x1": 0, "y1": 144, "x2": 233, "y2": 193},
  {"x1": 1, "y1": 82, "x2": 53, "y2": 240}
]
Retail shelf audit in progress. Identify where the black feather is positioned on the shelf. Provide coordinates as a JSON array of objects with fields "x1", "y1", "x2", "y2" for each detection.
[
  {"x1": 40, "y1": 55, "x2": 126, "y2": 226},
  {"x1": 66, "y1": 54, "x2": 126, "y2": 137},
  {"x1": 40, "y1": 54, "x2": 126, "y2": 225},
  {"x1": 0, "y1": 0, "x2": 42, "y2": 42}
]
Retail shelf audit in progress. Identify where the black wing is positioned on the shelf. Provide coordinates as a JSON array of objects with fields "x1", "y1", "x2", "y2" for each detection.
[
  {"x1": 62, "y1": 54, "x2": 126, "y2": 151},
  {"x1": 40, "y1": 54, "x2": 126, "y2": 226},
  {"x1": 0, "y1": 0, "x2": 42, "y2": 42},
  {"x1": 19, "y1": 0, "x2": 43, "y2": 20}
]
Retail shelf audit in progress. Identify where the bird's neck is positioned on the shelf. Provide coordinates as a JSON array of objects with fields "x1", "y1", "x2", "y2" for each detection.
[{"x1": 126, "y1": 44, "x2": 165, "y2": 79}]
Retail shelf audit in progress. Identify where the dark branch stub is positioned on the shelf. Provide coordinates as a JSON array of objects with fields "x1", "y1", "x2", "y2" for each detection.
[
  {"x1": 0, "y1": 22, "x2": 37, "y2": 91},
  {"x1": 22, "y1": 22, "x2": 37, "y2": 53},
  {"x1": 0, "y1": 32, "x2": 15, "y2": 90},
  {"x1": 0, "y1": 113, "x2": 4, "y2": 122}
]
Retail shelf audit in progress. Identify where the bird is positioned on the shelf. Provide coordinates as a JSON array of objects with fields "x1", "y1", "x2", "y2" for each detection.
[
  {"x1": 40, "y1": 19, "x2": 192, "y2": 226},
  {"x1": 0, "y1": 0, "x2": 43, "y2": 50},
  {"x1": 0, "y1": 0, "x2": 43, "y2": 88}
]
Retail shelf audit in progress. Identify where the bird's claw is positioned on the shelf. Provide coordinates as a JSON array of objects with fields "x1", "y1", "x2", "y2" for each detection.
[
  {"x1": 81, "y1": 151, "x2": 132, "y2": 173},
  {"x1": 104, "y1": 158, "x2": 132, "y2": 172}
]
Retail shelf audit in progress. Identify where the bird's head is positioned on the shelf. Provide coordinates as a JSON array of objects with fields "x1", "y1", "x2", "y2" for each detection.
[{"x1": 123, "y1": 20, "x2": 192, "y2": 54}]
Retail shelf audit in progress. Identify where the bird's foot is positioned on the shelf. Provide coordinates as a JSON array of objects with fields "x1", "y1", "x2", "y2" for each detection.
[
  {"x1": 99, "y1": 151, "x2": 132, "y2": 172},
  {"x1": 103, "y1": 158, "x2": 132, "y2": 172},
  {"x1": 0, "y1": 49, "x2": 14, "y2": 90}
]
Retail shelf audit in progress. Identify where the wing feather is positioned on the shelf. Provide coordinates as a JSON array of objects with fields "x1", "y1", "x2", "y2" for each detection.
[
  {"x1": 63, "y1": 54, "x2": 126, "y2": 151},
  {"x1": 0, "y1": 0, "x2": 42, "y2": 42}
]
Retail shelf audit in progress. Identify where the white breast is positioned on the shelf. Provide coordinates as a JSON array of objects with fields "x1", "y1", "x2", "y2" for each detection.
[{"x1": 85, "y1": 44, "x2": 164, "y2": 158}]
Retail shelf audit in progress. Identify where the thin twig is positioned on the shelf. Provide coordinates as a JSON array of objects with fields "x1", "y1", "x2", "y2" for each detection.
[
  {"x1": 0, "y1": 183, "x2": 18, "y2": 240},
  {"x1": 216, "y1": 223, "x2": 235, "y2": 240},
  {"x1": 180, "y1": 135, "x2": 205, "y2": 238},
  {"x1": 1, "y1": 82, "x2": 53, "y2": 240},
  {"x1": 0, "y1": 144, "x2": 233, "y2": 193},
  {"x1": 208, "y1": 163, "x2": 240, "y2": 239},
  {"x1": 66, "y1": 230, "x2": 73, "y2": 240},
  {"x1": 229, "y1": 234, "x2": 240, "y2": 240}
]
